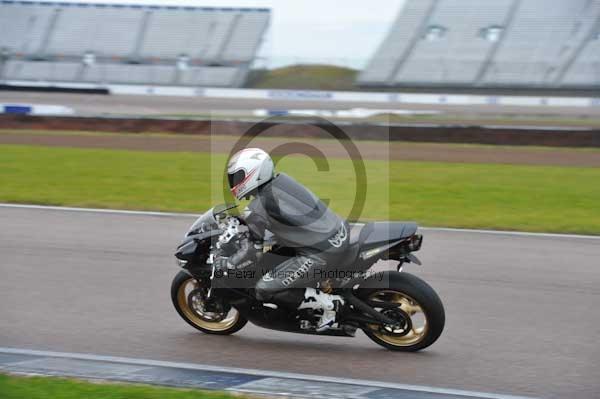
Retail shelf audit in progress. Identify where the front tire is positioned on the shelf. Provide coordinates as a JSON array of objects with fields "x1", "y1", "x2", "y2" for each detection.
[
  {"x1": 171, "y1": 271, "x2": 247, "y2": 335},
  {"x1": 358, "y1": 272, "x2": 445, "y2": 351}
]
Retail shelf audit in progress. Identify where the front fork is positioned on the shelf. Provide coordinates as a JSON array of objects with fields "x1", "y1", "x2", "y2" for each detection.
[{"x1": 206, "y1": 253, "x2": 216, "y2": 298}]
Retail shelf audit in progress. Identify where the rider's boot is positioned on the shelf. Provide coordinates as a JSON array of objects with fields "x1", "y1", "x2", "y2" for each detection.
[{"x1": 298, "y1": 288, "x2": 345, "y2": 331}]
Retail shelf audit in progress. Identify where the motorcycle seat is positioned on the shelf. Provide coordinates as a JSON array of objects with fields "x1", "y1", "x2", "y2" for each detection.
[
  {"x1": 348, "y1": 222, "x2": 417, "y2": 248},
  {"x1": 359, "y1": 222, "x2": 417, "y2": 248},
  {"x1": 348, "y1": 223, "x2": 363, "y2": 246}
]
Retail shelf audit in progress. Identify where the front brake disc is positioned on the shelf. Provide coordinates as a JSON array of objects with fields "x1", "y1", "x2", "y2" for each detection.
[{"x1": 187, "y1": 289, "x2": 226, "y2": 322}]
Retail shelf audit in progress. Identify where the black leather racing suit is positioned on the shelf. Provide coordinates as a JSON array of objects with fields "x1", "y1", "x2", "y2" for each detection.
[{"x1": 227, "y1": 173, "x2": 349, "y2": 306}]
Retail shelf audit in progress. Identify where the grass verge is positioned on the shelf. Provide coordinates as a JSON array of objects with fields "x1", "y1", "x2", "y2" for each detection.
[
  {"x1": 1, "y1": 144, "x2": 599, "y2": 234},
  {"x1": 0, "y1": 373, "x2": 239, "y2": 399},
  {"x1": 248, "y1": 64, "x2": 358, "y2": 90}
]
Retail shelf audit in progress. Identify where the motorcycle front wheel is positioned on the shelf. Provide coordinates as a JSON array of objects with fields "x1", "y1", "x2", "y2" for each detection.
[
  {"x1": 171, "y1": 271, "x2": 247, "y2": 335},
  {"x1": 359, "y1": 272, "x2": 445, "y2": 351}
]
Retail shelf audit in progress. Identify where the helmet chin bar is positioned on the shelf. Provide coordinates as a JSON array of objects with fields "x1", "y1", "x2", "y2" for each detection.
[
  {"x1": 244, "y1": 188, "x2": 259, "y2": 200},
  {"x1": 230, "y1": 183, "x2": 259, "y2": 202}
]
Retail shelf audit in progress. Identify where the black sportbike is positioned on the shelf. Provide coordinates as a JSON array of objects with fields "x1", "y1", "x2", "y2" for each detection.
[{"x1": 172, "y1": 204, "x2": 445, "y2": 351}]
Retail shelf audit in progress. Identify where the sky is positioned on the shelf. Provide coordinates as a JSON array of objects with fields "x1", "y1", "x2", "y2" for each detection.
[{"x1": 46, "y1": 0, "x2": 407, "y2": 69}]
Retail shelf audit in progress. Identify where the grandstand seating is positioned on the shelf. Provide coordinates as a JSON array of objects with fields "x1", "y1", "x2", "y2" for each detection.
[
  {"x1": 179, "y1": 67, "x2": 240, "y2": 86},
  {"x1": 395, "y1": 0, "x2": 514, "y2": 84},
  {"x1": 358, "y1": 0, "x2": 435, "y2": 84},
  {"x1": 481, "y1": 0, "x2": 599, "y2": 85},
  {"x1": 561, "y1": 36, "x2": 600, "y2": 85},
  {"x1": 83, "y1": 64, "x2": 176, "y2": 85},
  {"x1": 221, "y1": 12, "x2": 270, "y2": 62},
  {"x1": 0, "y1": 3, "x2": 53, "y2": 56},
  {"x1": 45, "y1": 6, "x2": 143, "y2": 58},
  {"x1": 359, "y1": 0, "x2": 600, "y2": 89},
  {"x1": 139, "y1": 11, "x2": 231, "y2": 61},
  {"x1": 0, "y1": 1, "x2": 270, "y2": 87},
  {"x1": 3, "y1": 60, "x2": 81, "y2": 81}
]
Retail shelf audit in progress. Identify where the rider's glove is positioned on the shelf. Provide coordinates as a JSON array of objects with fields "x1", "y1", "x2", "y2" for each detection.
[
  {"x1": 227, "y1": 238, "x2": 261, "y2": 271},
  {"x1": 213, "y1": 256, "x2": 230, "y2": 272}
]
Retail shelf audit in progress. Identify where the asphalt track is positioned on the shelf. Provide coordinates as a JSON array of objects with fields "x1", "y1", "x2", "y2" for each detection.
[
  {"x1": 1, "y1": 206, "x2": 599, "y2": 398},
  {"x1": 2, "y1": 91, "x2": 600, "y2": 118}
]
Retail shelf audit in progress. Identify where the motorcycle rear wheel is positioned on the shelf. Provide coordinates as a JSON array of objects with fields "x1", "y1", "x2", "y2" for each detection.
[
  {"x1": 171, "y1": 271, "x2": 247, "y2": 335},
  {"x1": 359, "y1": 272, "x2": 445, "y2": 351}
]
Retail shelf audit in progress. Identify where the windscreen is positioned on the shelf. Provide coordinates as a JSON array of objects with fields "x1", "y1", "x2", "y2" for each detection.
[
  {"x1": 186, "y1": 204, "x2": 238, "y2": 236},
  {"x1": 186, "y1": 208, "x2": 217, "y2": 236}
]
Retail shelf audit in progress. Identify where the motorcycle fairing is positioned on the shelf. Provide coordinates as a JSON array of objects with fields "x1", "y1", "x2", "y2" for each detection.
[{"x1": 175, "y1": 230, "x2": 222, "y2": 272}]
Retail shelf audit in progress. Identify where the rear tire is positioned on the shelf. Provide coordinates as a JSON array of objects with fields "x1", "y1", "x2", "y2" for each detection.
[
  {"x1": 358, "y1": 272, "x2": 445, "y2": 351},
  {"x1": 171, "y1": 271, "x2": 247, "y2": 335}
]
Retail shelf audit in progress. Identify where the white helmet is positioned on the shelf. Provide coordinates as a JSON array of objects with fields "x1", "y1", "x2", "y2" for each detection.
[{"x1": 227, "y1": 148, "x2": 274, "y2": 200}]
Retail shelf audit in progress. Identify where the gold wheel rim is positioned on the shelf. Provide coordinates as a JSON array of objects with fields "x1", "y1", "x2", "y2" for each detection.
[
  {"x1": 177, "y1": 278, "x2": 239, "y2": 332},
  {"x1": 369, "y1": 290, "x2": 428, "y2": 346}
]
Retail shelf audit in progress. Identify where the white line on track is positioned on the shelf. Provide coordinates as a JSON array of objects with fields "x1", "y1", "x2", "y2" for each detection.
[
  {"x1": 1, "y1": 202, "x2": 599, "y2": 240},
  {"x1": 0, "y1": 203, "x2": 198, "y2": 217},
  {"x1": 0, "y1": 347, "x2": 535, "y2": 399},
  {"x1": 418, "y1": 226, "x2": 600, "y2": 239}
]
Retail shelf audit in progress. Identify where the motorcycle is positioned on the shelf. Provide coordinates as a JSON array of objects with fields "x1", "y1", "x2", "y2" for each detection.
[{"x1": 172, "y1": 204, "x2": 445, "y2": 351}]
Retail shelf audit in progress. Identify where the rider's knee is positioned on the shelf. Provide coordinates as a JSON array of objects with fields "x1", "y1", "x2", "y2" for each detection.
[{"x1": 255, "y1": 279, "x2": 274, "y2": 301}]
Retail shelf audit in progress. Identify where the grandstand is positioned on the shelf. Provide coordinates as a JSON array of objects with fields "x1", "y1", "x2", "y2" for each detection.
[
  {"x1": 0, "y1": 1, "x2": 270, "y2": 88},
  {"x1": 359, "y1": 0, "x2": 600, "y2": 89}
]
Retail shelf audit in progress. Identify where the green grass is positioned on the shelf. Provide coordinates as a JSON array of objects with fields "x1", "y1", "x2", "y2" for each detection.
[
  {"x1": 248, "y1": 64, "x2": 358, "y2": 90},
  {"x1": 1, "y1": 144, "x2": 600, "y2": 234},
  {"x1": 0, "y1": 373, "x2": 239, "y2": 399}
]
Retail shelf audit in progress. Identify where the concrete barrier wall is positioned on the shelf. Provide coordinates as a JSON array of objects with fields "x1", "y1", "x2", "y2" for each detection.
[
  {"x1": 3, "y1": 80, "x2": 600, "y2": 108},
  {"x1": 125, "y1": 86, "x2": 600, "y2": 108}
]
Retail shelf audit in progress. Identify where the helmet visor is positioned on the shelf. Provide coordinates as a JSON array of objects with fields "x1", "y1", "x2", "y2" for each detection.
[{"x1": 228, "y1": 169, "x2": 246, "y2": 190}]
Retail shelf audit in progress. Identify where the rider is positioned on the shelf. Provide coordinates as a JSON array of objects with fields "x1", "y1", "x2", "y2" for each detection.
[{"x1": 217, "y1": 147, "x2": 349, "y2": 330}]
